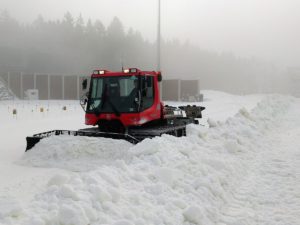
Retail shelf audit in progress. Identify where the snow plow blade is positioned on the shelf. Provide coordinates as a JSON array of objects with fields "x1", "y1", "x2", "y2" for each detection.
[{"x1": 25, "y1": 129, "x2": 139, "y2": 152}]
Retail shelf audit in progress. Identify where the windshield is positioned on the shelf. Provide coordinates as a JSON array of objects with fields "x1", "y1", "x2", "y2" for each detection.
[{"x1": 87, "y1": 76, "x2": 140, "y2": 113}]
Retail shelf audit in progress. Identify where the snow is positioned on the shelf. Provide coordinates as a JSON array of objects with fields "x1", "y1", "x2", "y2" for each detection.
[
  {"x1": 19, "y1": 136, "x2": 133, "y2": 171},
  {"x1": 0, "y1": 79, "x2": 14, "y2": 100},
  {"x1": 0, "y1": 90, "x2": 300, "y2": 225}
]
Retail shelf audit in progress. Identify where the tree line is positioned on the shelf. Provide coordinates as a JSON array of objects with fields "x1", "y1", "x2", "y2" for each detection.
[{"x1": 0, "y1": 10, "x2": 287, "y2": 94}]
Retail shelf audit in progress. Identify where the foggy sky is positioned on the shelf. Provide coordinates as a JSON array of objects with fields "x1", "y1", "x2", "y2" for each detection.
[{"x1": 1, "y1": 0, "x2": 299, "y2": 67}]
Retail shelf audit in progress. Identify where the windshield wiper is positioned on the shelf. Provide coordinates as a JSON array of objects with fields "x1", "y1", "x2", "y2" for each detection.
[
  {"x1": 98, "y1": 85, "x2": 120, "y2": 117},
  {"x1": 107, "y1": 98, "x2": 121, "y2": 117}
]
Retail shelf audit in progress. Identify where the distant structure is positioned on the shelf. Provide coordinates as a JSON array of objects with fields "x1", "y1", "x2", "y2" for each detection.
[
  {"x1": 0, "y1": 72, "x2": 88, "y2": 100},
  {"x1": 162, "y1": 79, "x2": 201, "y2": 101},
  {"x1": 24, "y1": 89, "x2": 39, "y2": 100},
  {"x1": 162, "y1": 79, "x2": 180, "y2": 101},
  {"x1": 288, "y1": 67, "x2": 300, "y2": 97},
  {"x1": 0, "y1": 72, "x2": 202, "y2": 101}
]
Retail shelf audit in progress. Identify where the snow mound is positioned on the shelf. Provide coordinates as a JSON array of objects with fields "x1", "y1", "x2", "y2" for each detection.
[
  {"x1": 20, "y1": 136, "x2": 133, "y2": 171},
  {"x1": 7, "y1": 94, "x2": 295, "y2": 225},
  {"x1": 0, "y1": 78, "x2": 14, "y2": 100},
  {"x1": 0, "y1": 197, "x2": 23, "y2": 219}
]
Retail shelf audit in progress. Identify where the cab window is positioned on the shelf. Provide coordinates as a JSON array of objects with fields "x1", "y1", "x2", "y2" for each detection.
[{"x1": 141, "y1": 76, "x2": 154, "y2": 110}]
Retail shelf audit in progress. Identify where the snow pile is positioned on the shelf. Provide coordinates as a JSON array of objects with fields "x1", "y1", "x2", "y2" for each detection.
[
  {"x1": 168, "y1": 90, "x2": 263, "y2": 127},
  {"x1": 0, "y1": 197, "x2": 23, "y2": 220},
  {"x1": 20, "y1": 136, "x2": 133, "y2": 171},
  {"x1": 1, "y1": 95, "x2": 296, "y2": 225},
  {"x1": 0, "y1": 78, "x2": 14, "y2": 100}
]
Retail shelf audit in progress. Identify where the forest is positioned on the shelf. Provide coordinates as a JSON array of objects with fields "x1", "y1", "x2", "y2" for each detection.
[{"x1": 0, "y1": 10, "x2": 287, "y2": 94}]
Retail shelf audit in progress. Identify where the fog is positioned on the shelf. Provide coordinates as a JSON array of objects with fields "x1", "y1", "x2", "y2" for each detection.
[{"x1": 0, "y1": 0, "x2": 299, "y2": 94}]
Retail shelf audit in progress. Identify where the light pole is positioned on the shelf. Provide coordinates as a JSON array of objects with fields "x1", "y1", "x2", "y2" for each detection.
[
  {"x1": 157, "y1": 0, "x2": 163, "y2": 99},
  {"x1": 157, "y1": 0, "x2": 161, "y2": 71}
]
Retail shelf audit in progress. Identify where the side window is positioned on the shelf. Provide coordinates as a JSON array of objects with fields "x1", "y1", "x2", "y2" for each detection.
[
  {"x1": 91, "y1": 78, "x2": 103, "y2": 98},
  {"x1": 89, "y1": 78, "x2": 103, "y2": 111},
  {"x1": 142, "y1": 76, "x2": 154, "y2": 110},
  {"x1": 91, "y1": 79, "x2": 97, "y2": 98}
]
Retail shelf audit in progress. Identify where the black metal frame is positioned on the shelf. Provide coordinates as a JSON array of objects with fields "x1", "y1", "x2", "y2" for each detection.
[
  {"x1": 25, "y1": 120, "x2": 193, "y2": 152},
  {"x1": 26, "y1": 129, "x2": 139, "y2": 151}
]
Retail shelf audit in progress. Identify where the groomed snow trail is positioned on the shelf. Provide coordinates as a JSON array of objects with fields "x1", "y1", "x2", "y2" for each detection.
[{"x1": 220, "y1": 99, "x2": 300, "y2": 225}]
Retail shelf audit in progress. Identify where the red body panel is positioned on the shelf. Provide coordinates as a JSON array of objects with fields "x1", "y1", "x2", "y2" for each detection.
[{"x1": 85, "y1": 69, "x2": 162, "y2": 127}]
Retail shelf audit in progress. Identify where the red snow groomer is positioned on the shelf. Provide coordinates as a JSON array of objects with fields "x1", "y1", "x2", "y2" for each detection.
[{"x1": 26, "y1": 68, "x2": 205, "y2": 151}]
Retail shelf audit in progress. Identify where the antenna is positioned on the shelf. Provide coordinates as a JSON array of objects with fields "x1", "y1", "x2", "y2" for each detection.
[{"x1": 120, "y1": 53, "x2": 124, "y2": 71}]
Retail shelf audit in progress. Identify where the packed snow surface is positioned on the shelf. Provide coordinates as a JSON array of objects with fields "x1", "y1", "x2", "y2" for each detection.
[{"x1": 0, "y1": 90, "x2": 299, "y2": 225}]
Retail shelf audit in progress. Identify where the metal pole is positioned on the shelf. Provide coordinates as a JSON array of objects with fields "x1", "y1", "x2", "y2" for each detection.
[
  {"x1": 157, "y1": 0, "x2": 161, "y2": 71},
  {"x1": 178, "y1": 80, "x2": 181, "y2": 101},
  {"x1": 157, "y1": 0, "x2": 163, "y2": 100},
  {"x1": 62, "y1": 75, "x2": 65, "y2": 100},
  {"x1": 77, "y1": 75, "x2": 80, "y2": 100},
  {"x1": 7, "y1": 72, "x2": 10, "y2": 89},
  {"x1": 20, "y1": 72, "x2": 23, "y2": 99},
  {"x1": 34, "y1": 73, "x2": 37, "y2": 89},
  {"x1": 48, "y1": 74, "x2": 50, "y2": 100}
]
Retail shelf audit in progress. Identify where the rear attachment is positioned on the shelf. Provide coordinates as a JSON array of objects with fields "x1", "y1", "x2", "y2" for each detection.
[
  {"x1": 26, "y1": 129, "x2": 139, "y2": 151},
  {"x1": 25, "y1": 122, "x2": 192, "y2": 152}
]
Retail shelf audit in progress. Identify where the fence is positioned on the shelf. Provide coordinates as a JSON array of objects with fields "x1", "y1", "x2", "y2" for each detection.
[
  {"x1": 0, "y1": 72, "x2": 200, "y2": 101},
  {"x1": 0, "y1": 72, "x2": 90, "y2": 100}
]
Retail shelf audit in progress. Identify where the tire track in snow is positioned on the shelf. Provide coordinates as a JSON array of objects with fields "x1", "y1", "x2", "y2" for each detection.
[{"x1": 220, "y1": 100, "x2": 300, "y2": 225}]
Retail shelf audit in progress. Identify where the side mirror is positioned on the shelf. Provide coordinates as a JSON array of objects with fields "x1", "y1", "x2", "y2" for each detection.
[
  {"x1": 157, "y1": 72, "x2": 162, "y2": 82},
  {"x1": 82, "y1": 79, "x2": 88, "y2": 90},
  {"x1": 80, "y1": 92, "x2": 89, "y2": 112}
]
